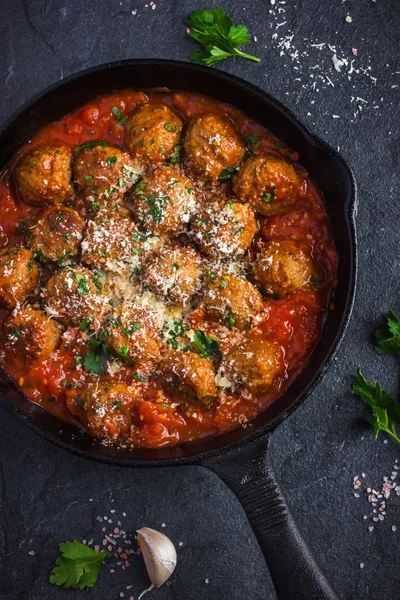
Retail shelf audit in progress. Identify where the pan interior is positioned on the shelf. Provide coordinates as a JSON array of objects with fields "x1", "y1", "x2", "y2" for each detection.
[{"x1": 0, "y1": 61, "x2": 356, "y2": 465}]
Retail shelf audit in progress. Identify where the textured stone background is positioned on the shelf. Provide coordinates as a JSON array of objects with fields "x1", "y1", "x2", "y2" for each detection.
[{"x1": 0, "y1": 0, "x2": 399, "y2": 598}]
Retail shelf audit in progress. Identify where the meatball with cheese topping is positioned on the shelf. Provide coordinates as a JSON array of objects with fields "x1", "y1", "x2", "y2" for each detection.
[
  {"x1": 26, "y1": 205, "x2": 85, "y2": 264},
  {"x1": 73, "y1": 143, "x2": 142, "y2": 205},
  {"x1": 2, "y1": 305, "x2": 61, "y2": 366},
  {"x1": 105, "y1": 304, "x2": 162, "y2": 364},
  {"x1": 132, "y1": 166, "x2": 197, "y2": 238},
  {"x1": 254, "y1": 239, "x2": 316, "y2": 297},
  {"x1": 160, "y1": 350, "x2": 217, "y2": 407},
  {"x1": 233, "y1": 154, "x2": 305, "y2": 216},
  {"x1": 203, "y1": 275, "x2": 264, "y2": 330},
  {"x1": 69, "y1": 381, "x2": 141, "y2": 442},
  {"x1": 16, "y1": 145, "x2": 73, "y2": 207},
  {"x1": 43, "y1": 266, "x2": 108, "y2": 330},
  {"x1": 184, "y1": 113, "x2": 244, "y2": 181},
  {"x1": 141, "y1": 245, "x2": 202, "y2": 306},
  {"x1": 225, "y1": 330, "x2": 281, "y2": 395},
  {"x1": 81, "y1": 206, "x2": 145, "y2": 273},
  {"x1": 191, "y1": 199, "x2": 256, "y2": 258},
  {"x1": 124, "y1": 103, "x2": 183, "y2": 165},
  {"x1": 0, "y1": 246, "x2": 39, "y2": 309}
]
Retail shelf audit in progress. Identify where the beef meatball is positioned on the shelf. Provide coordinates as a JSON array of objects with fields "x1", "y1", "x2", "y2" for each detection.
[
  {"x1": 72, "y1": 381, "x2": 141, "y2": 442},
  {"x1": 141, "y1": 245, "x2": 202, "y2": 306},
  {"x1": 225, "y1": 330, "x2": 281, "y2": 395},
  {"x1": 73, "y1": 143, "x2": 142, "y2": 205},
  {"x1": 160, "y1": 351, "x2": 217, "y2": 407},
  {"x1": 0, "y1": 246, "x2": 39, "y2": 309},
  {"x1": 132, "y1": 166, "x2": 197, "y2": 237},
  {"x1": 203, "y1": 275, "x2": 264, "y2": 330},
  {"x1": 26, "y1": 205, "x2": 85, "y2": 264},
  {"x1": 81, "y1": 206, "x2": 142, "y2": 272},
  {"x1": 233, "y1": 154, "x2": 305, "y2": 216},
  {"x1": 184, "y1": 113, "x2": 244, "y2": 180},
  {"x1": 124, "y1": 103, "x2": 183, "y2": 165},
  {"x1": 43, "y1": 266, "x2": 108, "y2": 330},
  {"x1": 15, "y1": 144, "x2": 73, "y2": 206},
  {"x1": 105, "y1": 304, "x2": 162, "y2": 364},
  {"x1": 191, "y1": 199, "x2": 256, "y2": 258},
  {"x1": 2, "y1": 305, "x2": 61, "y2": 365},
  {"x1": 254, "y1": 239, "x2": 316, "y2": 297}
]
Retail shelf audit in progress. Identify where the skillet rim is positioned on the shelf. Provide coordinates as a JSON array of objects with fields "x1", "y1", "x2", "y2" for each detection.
[{"x1": 0, "y1": 58, "x2": 357, "y2": 467}]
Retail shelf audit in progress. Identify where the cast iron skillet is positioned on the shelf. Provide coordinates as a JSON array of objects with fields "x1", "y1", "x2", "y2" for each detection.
[{"x1": 0, "y1": 60, "x2": 357, "y2": 599}]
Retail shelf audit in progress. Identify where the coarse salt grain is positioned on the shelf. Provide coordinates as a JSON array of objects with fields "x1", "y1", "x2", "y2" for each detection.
[{"x1": 360, "y1": 562, "x2": 364, "y2": 569}]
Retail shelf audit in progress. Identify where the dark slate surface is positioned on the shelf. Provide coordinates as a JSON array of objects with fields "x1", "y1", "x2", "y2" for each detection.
[{"x1": 0, "y1": 0, "x2": 399, "y2": 599}]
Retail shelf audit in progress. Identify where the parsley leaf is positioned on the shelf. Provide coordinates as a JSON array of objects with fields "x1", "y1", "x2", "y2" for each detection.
[
  {"x1": 375, "y1": 310, "x2": 400, "y2": 355},
  {"x1": 49, "y1": 539, "x2": 109, "y2": 590},
  {"x1": 218, "y1": 166, "x2": 236, "y2": 181},
  {"x1": 352, "y1": 368, "x2": 400, "y2": 444},
  {"x1": 74, "y1": 140, "x2": 108, "y2": 154},
  {"x1": 74, "y1": 273, "x2": 89, "y2": 296},
  {"x1": 193, "y1": 330, "x2": 222, "y2": 363},
  {"x1": 186, "y1": 6, "x2": 260, "y2": 67}
]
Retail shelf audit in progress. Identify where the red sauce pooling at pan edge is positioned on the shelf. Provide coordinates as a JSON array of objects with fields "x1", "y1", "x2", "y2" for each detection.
[{"x1": 0, "y1": 88, "x2": 338, "y2": 448}]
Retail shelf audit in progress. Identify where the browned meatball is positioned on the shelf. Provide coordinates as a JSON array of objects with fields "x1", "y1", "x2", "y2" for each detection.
[
  {"x1": 43, "y1": 266, "x2": 108, "y2": 330},
  {"x1": 75, "y1": 381, "x2": 141, "y2": 442},
  {"x1": 81, "y1": 206, "x2": 142, "y2": 272},
  {"x1": 184, "y1": 113, "x2": 244, "y2": 180},
  {"x1": 73, "y1": 143, "x2": 142, "y2": 205},
  {"x1": 203, "y1": 275, "x2": 264, "y2": 330},
  {"x1": 106, "y1": 304, "x2": 162, "y2": 364},
  {"x1": 0, "y1": 246, "x2": 39, "y2": 309},
  {"x1": 15, "y1": 145, "x2": 73, "y2": 206},
  {"x1": 132, "y1": 166, "x2": 197, "y2": 237},
  {"x1": 2, "y1": 305, "x2": 61, "y2": 366},
  {"x1": 26, "y1": 205, "x2": 85, "y2": 264},
  {"x1": 160, "y1": 350, "x2": 217, "y2": 407},
  {"x1": 225, "y1": 330, "x2": 281, "y2": 395},
  {"x1": 191, "y1": 199, "x2": 256, "y2": 258},
  {"x1": 233, "y1": 154, "x2": 305, "y2": 216},
  {"x1": 254, "y1": 239, "x2": 316, "y2": 297},
  {"x1": 124, "y1": 103, "x2": 183, "y2": 165},
  {"x1": 141, "y1": 245, "x2": 202, "y2": 306}
]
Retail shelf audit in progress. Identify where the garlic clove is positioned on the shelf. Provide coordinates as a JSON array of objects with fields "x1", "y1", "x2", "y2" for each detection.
[{"x1": 137, "y1": 527, "x2": 177, "y2": 598}]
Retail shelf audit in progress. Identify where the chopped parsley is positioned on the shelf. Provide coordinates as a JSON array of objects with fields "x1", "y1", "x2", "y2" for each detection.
[
  {"x1": 169, "y1": 144, "x2": 182, "y2": 164},
  {"x1": 74, "y1": 273, "x2": 89, "y2": 296},
  {"x1": 218, "y1": 166, "x2": 236, "y2": 181},
  {"x1": 74, "y1": 140, "x2": 108, "y2": 154},
  {"x1": 112, "y1": 106, "x2": 127, "y2": 125},
  {"x1": 79, "y1": 317, "x2": 93, "y2": 332},
  {"x1": 247, "y1": 132, "x2": 261, "y2": 149},
  {"x1": 193, "y1": 330, "x2": 222, "y2": 363},
  {"x1": 107, "y1": 156, "x2": 117, "y2": 166},
  {"x1": 131, "y1": 371, "x2": 146, "y2": 382},
  {"x1": 164, "y1": 120, "x2": 181, "y2": 133}
]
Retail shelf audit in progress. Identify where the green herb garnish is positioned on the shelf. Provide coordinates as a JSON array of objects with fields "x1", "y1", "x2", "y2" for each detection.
[
  {"x1": 353, "y1": 369, "x2": 400, "y2": 445},
  {"x1": 74, "y1": 273, "x2": 89, "y2": 296},
  {"x1": 218, "y1": 166, "x2": 236, "y2": 181},
  {"x1": 375, "y1": 310, "x2": 400, "y2": 355},
  {"x1": 49, "y1": 539, "x2": 109, "y2": 590},
  {"x1": 186, "y1": 6, "x2": 260, "y2": 67},
  {"x1": 74, "y1": 140, "x2": 108, "y2": 154},
  {"x1": 193, "y1": 330, "x2": 222, "y2": 362},
  {"x1": 132, "y1": 371, "x2": 146, "y2": 382}
]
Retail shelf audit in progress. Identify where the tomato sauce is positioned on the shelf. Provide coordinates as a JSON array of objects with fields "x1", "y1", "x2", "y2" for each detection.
[{"x1": 0, "y1": 89, "x2": 338, "y2": 448}]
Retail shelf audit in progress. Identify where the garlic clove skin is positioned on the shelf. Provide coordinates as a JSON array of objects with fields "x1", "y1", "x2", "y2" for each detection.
[{"x1": 137, "y1": 527, "x2": 177, "y2": 589}]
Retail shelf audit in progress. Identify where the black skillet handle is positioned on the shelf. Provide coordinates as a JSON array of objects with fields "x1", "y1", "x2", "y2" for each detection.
[{"x1": 200, "y1": 434, "x2": 338, "y2": 600}]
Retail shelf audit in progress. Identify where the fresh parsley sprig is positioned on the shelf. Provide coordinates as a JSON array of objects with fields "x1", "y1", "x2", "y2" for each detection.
[
  {"x1": 186, "y1": 6, "x2": 260, "y2": 67},
  {"x1": 49, "y1": 539, "x2": 109, "y2": 590},
  {"x1": 375, "y1": 309, "x2": 400, "y2": 355},
  {"x1": 193, "y1": 330, "x2": 222, "y2": 363},
  {"x1": 352, "y1": 369, "x2": 400, "y2": 444}
]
